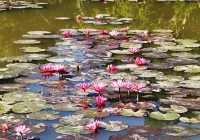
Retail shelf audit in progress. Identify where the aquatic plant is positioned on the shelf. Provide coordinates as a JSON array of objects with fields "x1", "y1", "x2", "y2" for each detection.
[
  {"x1": 93, "y1": 82, "x2": 106, "y2": 94},
  {"x1": 134, "y1": 57, "x2": 147, "y2": 66},
  {"x1": 95, "y1": 96, "x2": 107, "y2": 110},
  {"x1": 15, "y1": 125, "x2": 30, "y2": 140},
  {"x1": 106, "y1": 64, "x2": 118, "y2": 73},
  {"x1": 85, "y1": 120, "x2": 100, "y2": 133}
]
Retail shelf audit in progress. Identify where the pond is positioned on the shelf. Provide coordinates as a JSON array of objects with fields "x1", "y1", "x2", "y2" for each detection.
[{"x1": 0, "y1": 0, "x2": 200, "y2": 140}]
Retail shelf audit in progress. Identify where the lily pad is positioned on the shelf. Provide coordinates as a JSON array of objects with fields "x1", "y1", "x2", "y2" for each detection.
[
  {"x1": 12, "y1": 101, "x2": 47, "y2": 114},
  {"x1": 100, "y1": 121, "x2": 128, "y2": 132},
  {"x1": 14, "y1": 39, "x2": 40, "y2": 45},
  {"x1": 0, "y1": 102, "x2": 12, "y2": 114},
  {"x1": 150, "y1": 111, "x2": 180, "y2": 121},
  {"x1": 174, "y1": 65, "x2": 200, "y2": 73},
  {"x1": 119, "y1": 109, "x2": 145, "y2": 117},
  {"x1": 179, "y1": 117, "x2": 200, "y2": 124},
  {"x1": 27, "y1": 111, "x2": 60, "y2": 120},
  {"x1": 51, "y1": 103, "x2": 81, "y2": 112},
  {"x1": 21, "y1": 47, "x2": 46, "y2": 53}
]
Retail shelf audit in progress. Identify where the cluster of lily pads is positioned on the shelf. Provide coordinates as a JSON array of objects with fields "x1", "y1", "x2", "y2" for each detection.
[
  {"x1": 0, "y1": 26, "x2": 200, "y2": 140},
  {"x1": 76, "y1": 14, "x2": 133, "y2": 25},
  {"x1": 0, "y1": 1, "x2": 47, "y2": 12}
]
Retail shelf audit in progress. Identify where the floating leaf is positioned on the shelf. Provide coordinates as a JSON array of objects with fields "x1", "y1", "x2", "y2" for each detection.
[
  {"x1": 150, "y1": 111, "x2": 180, "y2": 121},
  {"x1": 101, "y1": 121, "x2": 128, "y2": 132}
]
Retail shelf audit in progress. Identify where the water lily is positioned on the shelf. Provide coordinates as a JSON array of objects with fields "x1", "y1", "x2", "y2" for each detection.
[
  {"x1": 63, "y1": 31, "x2": 71, "y2": 38},
  {"x1": 106, "y1": 64, "x2": 118, "y2": 73},
  {"x1": 134, "y1": 57, "x2": 147, "y2": 66},
  {"x1": 112, "y1": 80, "x2": 125, "y2": 101},
  {"x1": 39, "y1": 63, "x2": 67, "y2": 74},
  {"x1": 99, "y1": 30, "x2": 109, "y2": 35},
  {"x1": 128, "y1": 48, "x2": 141, "y2": 54},
  {"x1": 140, "y1": 31, "x2": 150, "y2": 41},
  {"x1": 83, "y1": 29, "x2": 92, "y2": 38},
  {"x1": 93, "y1": 82, "x2": 106, "y2": 94},
  {"x1": 124, "y1": 81, "x2": 133, "y2": 96},
  {"x1": 76, "y1": 15, "x2": 82, "y2": 23},
  {"x1": 0, "y1": 123, "x2": 9, "y2": 133},
  {"x1": 109, "y1": 30, "x2": 120, "y2": 37},
  {"x1": 131, "y1": 83, "x2": 146, "y2": 102},
  {"x1": 77, "y1": 82, "x2": 91, "y2": 92},
  {"x1": 15, "y1": 125, "x2": 30, "y2": 140},
  {"x1": 85, "y1": 120, "x2": 100, "y2": 133},
  {"x1": 96, "y1": 96, "x2": 107, "y2": 109},
  {"x1": 112, "y1": 80, "x2": 125, "y2": 92}
]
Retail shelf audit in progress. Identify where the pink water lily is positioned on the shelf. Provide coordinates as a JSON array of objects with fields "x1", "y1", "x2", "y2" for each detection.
[
  {"x1": 77, "y1": 82, "x2": 91, "y2": 92},
  {"x1": 134, "y1": 57, "x2": 147, "y2": 66},
  {"x1": 128, "y1": 48, "x2": 141, "y2": 54},
  {"x1": 93, "y1": 82, "x2": 106, "y2": 94},
  {"x1": 111, "y1": 80, "x2": 125, "y2": 91},
  {"x1": 131, "y1": 83, "x2": 146, "y2": 102},
  {"x1": 76, "y1": 15, "x2": 83, "y2": 23},
  {"x1": 112, "y1": 80, "x2": 126, "y2": 101},
  {"x1": 106, "y1": 64, "x2": 118, "y2": 73},
  {"x1": 63, "y1": 31, "x2": 71, "y2": 38},
  {"x1": 99, "y1": 30, "x2": 109, "y2": 35},
  {"x1": 0, "y1": 123, "x2": 9, "y2": 133},
  {"x1": 39, "y1": 63, "x2": 67, "y2": 74},
  {"x1": 85, "y1": 120, "x2": 100, "y2": 133},
  {"x1": 124, "y1": 81, "x2": 133, "y2": 96},
  {"x1": 95, "y1": 96, "x2": 107, "y2": 109},
  {"x1": 109, "y1": 30, "x2": 120, "y2": 37},
  {"x1": 15, "y1": 125, "x2": 30, "y2": 136}
]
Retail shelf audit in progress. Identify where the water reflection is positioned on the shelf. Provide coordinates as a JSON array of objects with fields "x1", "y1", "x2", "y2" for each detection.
[{"x1": 0, "y1": 0, "x2": 199, "y2": 57}]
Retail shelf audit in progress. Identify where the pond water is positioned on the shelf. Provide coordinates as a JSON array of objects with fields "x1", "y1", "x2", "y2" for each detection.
[{"x1": 0, "y1": 0, "x2": 200, "y2": 140}]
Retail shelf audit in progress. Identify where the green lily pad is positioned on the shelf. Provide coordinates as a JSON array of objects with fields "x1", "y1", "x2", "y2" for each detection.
[
  {"x1": 159, "y1": 45, "x2": 192, "y2": 52},
  {"x1": 30, "y1": 123, "x2": 47, "y2": 134},
  {"x1": 171, "y1": 52, "x2": 200, "y2": 59},
  {"x1": 180, "y1": 80, "x2": 200, "y2": 89},
  {"x1": 51, "y1": 103, "x2": 81, "y2": 112},
  {"x1": 27, "y1": 111, "x2": 60, "y2": 120},
  {"x1": 120, "y1": 42, "x2": 142, "y2": 49},
  {"x1": 100, "y1": 121, "x2": 128, "y2": 132},
  {"x1": 12, "y1": 101, "x2": 47, "y2": 114},
  {"x1": 156, "y1": 75, "x2": 184, "y2": 82},
  {"x1": 14, "y1": 39, "x2": 40, "y2": 45},
  {"x1": 21, "y1": 47, "x2": 46, "y2": 53},
  {"x1": 166, "y1": 125, "x2": 200, "y2": 136},
  {"x1": 0, "y1": 102, "x2": 12, "y2": 114},
  {"x1": 174, "y1": 65, "x2": 200, "y2": 73},
  {"x1": 179, "y1": 117, "x2": 200, "y2": 124},
  {"x1": 1, "y1": 91, "x2": 44, "y2": 104},
  {"x1": 150, "y1": 111, "x2": 180, "y2": 121},
  {"x1": 119, "y1": 109, "x2": 145, "y2": 117},
  {"x1": 109, "y1": 50, "x2": 132, "y2": 55},
  {"x1": 153, "y1": 81, "x2": 180, "y2": 89},
  {"x1": 59, "y1": 114, "x2": 93, "y2": 126},
  {"x1": 189, "y1": 76, "x2": 200, "y2": 81},
  {"x1": 160, "y1": 105, "x2": 187, "y2": 114},
  {"x1": 27, "y1": 31, "x2": 51, "y2": 35}
]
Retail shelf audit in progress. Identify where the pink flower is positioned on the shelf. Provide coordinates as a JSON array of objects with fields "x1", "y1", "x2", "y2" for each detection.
[
  {"x1": 106, "y1": 64, "x2": 118, "y2": 73},
  {"x1": 76, "y1": 15, "x2": 82, "y2": 23},
  {"x1": 85, "y1": 120, "x2": 100, "y2": 133},
  {"x1": 93, "y1": 82, "x2": 106, "y2": 94},
  {"x1": 77, "y1": 82, "x2": 91, "y2": 92},
  {"x1": 63, "y1": 31, "x2": 71, "y2": 38},
  {"x1": 96, "y1": 96, "x2": 107, "y2": 108},
  {"x1": 111, "y1": 80, "x2": 125, "y2": 89},
  {"x1": 39, "y1": 63, "x2": 67, "y2": 74},
  {"x1": 99, "y1": 30, "x2": 109, "y2": 35},
  {"x1": 131, "y1": 83, "x2": 146, "y2": 92},
  {"x1": 134, "y1": 57, "x2": 147, "y2": 65},
  {"x1": 128, "y1": 48, "x2": 141, "y2": 54},
  {"x1": 83, "y1": 29, "x2": 93, "y2": 38},
  {"x1": 109, "y1": 30, "x2": 120, "y2": 37},
  {"x1": 15, "y1": 125, "x2": 30, "y2": 136},
  {"x1": 124, "y1": 81, "x2": 133, "y2": 90},
  {"x1": 0, "y1": 123, "x2": 9, "y2": 133}
]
